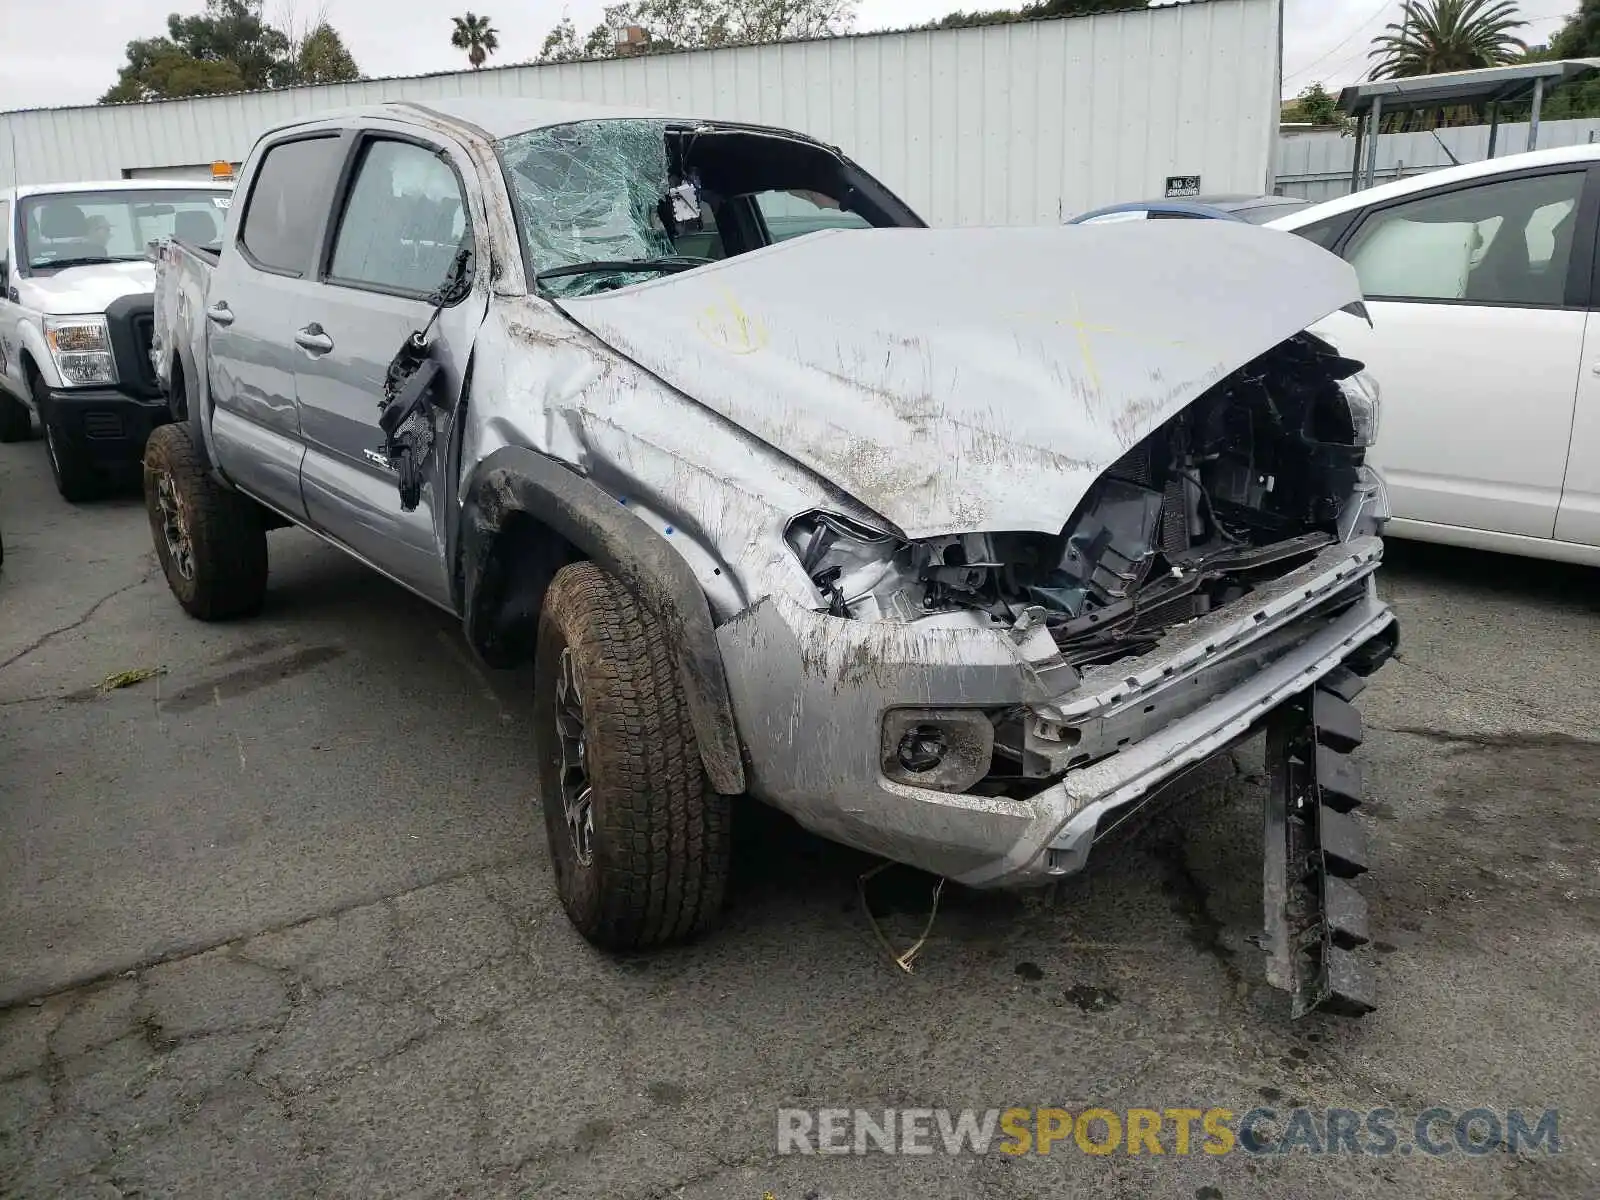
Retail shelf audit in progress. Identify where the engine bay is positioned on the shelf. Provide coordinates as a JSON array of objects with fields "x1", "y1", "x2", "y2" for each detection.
[{"x1": 787, "y1": 331, "x2": 1380, "y2": 669}]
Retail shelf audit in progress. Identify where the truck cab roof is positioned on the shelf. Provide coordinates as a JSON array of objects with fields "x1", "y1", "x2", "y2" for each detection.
[
  {"x1": 3, "y1": 180, "x2": 234, "y2": 201},
  {"x1": 258, "y1": 98, "x2": 830, "y2": 148}
]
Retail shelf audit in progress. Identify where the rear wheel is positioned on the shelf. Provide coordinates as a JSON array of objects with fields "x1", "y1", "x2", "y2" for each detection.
[
  {"x1": 33, "y1": 374, "x2": 98, "y2": 503},
  {"x1": 142, "y1": 423, "x2": 268, "y2": 619},
  {"x1": 532, "y1": 561, "x2": 731, "y2": 950},
  {"x1": 0, "y1": 392, "x2": 32, "y2": 443}
]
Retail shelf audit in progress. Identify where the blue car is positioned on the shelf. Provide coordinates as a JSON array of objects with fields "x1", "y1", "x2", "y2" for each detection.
[{"x1": 1067, "y1": 194, "x2": 1313, "y2": 226}]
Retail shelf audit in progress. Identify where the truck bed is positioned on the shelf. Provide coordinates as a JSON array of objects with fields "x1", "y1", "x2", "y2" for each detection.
[{"x1": 151, "y1": 237, "x2": 218, "y2": 402}]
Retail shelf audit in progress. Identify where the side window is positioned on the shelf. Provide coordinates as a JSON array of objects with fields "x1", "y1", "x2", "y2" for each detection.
[
  {"x1": 752, "y1": 189, "x2": 872, "y2": 243},
  {"x1": 0, "y1": 201, "x2": 10, "y2": 274},
  {"x1": 238, "y1": 136, "x2": 344, "y2": 275},
  {"x1": 1342, "y1": 172, "x2": 1585, "y2": 307},
  {"x1": 328, "y1": 139, "x2": 471, "y2": 296}
]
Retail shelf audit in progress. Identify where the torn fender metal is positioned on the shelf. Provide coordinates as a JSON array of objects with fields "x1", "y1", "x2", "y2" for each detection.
[
  {"x1": 556, "y1": 221, "x2": 1364, "y2": 539},
  {"x1": 461, "y1": 298, "x2": 904, "y2": 623}
]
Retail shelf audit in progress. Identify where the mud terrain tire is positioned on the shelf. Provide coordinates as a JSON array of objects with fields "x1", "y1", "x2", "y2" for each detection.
[
  {"x1": 533, "y1": 560, "x2": 731, "y2": 950},
  {"x1": 143, "y1": 423, "x2": 268, "y2": 619}
]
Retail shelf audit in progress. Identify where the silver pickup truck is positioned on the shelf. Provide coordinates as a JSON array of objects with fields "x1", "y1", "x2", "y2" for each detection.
[{"x1": 148, "y1": 98, "x2": 1398, "y2": 1016}]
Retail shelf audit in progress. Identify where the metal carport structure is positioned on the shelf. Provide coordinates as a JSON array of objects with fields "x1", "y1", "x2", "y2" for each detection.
[{"x1": 1340, "y1": 59, "x2": 1600, "y2": 192}]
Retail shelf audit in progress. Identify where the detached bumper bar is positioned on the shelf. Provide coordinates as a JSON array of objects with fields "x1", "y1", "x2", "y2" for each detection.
[{"x1": 1262, "y1": 662, "x2": 1395, "y2": 1019}]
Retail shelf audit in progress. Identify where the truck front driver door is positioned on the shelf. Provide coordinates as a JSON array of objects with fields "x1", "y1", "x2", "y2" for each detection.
[{"x1": 293, "y1": 130, "x2": 489, "y2": 609}]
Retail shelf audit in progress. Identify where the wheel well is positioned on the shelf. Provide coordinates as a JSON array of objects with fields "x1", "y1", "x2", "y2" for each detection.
[
  {"x1": 169, "y1": 355, "x2": 188, "y2": 420},
  {"x1": 20, "y1": 351, "x2": 41, "y2": 389},
  {"x1": 467, "y1": 511, "x2": 581, "y2": 669}
]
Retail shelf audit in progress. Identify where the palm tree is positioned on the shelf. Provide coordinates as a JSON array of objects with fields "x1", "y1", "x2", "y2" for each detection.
[
  {"x1": 451, "y1": 12, "x2": 500, "y2": 70},
  {"x1": 1368, "y1": 0, "x2": 1527, "y2": 80}
]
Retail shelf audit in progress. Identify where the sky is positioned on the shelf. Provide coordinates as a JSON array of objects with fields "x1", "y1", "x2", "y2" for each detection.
[{"x1": 0, "y1": 0, "x2": 1582, "y2": 114}]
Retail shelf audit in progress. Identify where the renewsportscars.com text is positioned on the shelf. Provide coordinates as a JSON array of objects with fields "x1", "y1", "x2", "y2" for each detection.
[{"x1": 776, "y1": 1106, "x2": 1561, "y2": 1157}]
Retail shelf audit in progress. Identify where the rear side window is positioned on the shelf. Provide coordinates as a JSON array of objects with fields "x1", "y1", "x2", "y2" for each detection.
[
  {"x1": 238, "y1": 136, "x2": 344, "y2": 275},
  {"x1": 753, "y1": 190, "x2": 872, "y2": 242},
  {"x1": 0, "y1": 200, "x2": 10, "y2": 270}
]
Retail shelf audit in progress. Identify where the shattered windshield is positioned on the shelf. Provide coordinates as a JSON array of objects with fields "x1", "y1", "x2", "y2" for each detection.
[
  {"x1": 498, "y1": 119, "x2": 682, "y2": 298},
  {"x1": 496, "y1": 117, "x2": 917, "y2": 298}
]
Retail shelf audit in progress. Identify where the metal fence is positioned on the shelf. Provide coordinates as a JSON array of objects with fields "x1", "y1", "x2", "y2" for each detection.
[
  {"x1": 1273, "y1": 116, "x2": 1600, "y2": 203},
  {"x1": 1, "y1": 0, "x2": 1283, "y2": 227}
]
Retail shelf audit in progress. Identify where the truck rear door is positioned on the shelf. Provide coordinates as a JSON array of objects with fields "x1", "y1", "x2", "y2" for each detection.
[
  {"x1": 290, "y1": 127, "x2": 489, "y2": 609},
  {"x1": 206, "y1": 131, "x2": 348, "y2": 520}
]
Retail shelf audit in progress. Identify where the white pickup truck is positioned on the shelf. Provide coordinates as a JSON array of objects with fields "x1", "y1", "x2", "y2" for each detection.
[
  {"x1": 0, "y1": 179, "x2": 233, "y2": 500},
  {"x1": 146, "y1": 98, "x2": 1399, "y2": 1017}
]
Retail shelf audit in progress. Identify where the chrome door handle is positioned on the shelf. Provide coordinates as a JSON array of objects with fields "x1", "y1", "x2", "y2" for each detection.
[
  {"x1": 294, "y1": 323, "x2": 334, "y2": 355},
  {"x1": 205, "y1": 302, "x2": 234, "y2": 326}
]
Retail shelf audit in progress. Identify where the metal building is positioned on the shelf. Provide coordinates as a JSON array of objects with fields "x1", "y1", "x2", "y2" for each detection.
[{"x1": 0, "y1": 0, "x2": 1283, "y2": 225}]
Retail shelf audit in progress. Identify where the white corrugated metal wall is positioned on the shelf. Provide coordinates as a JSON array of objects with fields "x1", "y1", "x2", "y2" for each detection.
[
  {"x1": 0, "y1": 0, "x2": 1281, "y2": 225},
  {"x1": 1275, "y1": 116, "x2": 1600, "y2": 204}
]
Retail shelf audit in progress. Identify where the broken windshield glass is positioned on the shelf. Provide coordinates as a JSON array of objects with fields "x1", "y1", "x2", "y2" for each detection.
[{"x1": 498, "y1": 119, "x2": 680, "y2": 297}]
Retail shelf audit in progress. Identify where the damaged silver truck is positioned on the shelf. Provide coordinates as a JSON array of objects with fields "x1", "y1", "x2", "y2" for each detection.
[{"x1": 146, "y1": 98, "x2": 1398, "y2": 1018}]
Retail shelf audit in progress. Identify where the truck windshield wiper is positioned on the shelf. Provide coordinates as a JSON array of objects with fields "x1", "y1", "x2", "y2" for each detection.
[
  {"x1": 33, "y1": 255, "x2": 129, "y2": 270},
  {"x1": 534, "y1": 256, "x2": 712, "y2": 286}
]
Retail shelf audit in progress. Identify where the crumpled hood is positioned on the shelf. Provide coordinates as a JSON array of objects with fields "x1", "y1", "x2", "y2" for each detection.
[
  {"x1": 17, "y1": 261, "x2": 155, "y2": 316},
  {"x1": 556, "y1": 222, "x2": 1362, "y2": 539}
]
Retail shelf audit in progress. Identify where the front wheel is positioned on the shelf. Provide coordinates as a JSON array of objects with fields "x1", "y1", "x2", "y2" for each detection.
[
  {"x1": 532, "y1": 561, "x2": 731, "y2": 950},
  {"x1": 142, "y1": 423, "x2": 268, "y2": 619},
  {"x1": 33, "y1": 377, "x2": 99, "y2": 503}
]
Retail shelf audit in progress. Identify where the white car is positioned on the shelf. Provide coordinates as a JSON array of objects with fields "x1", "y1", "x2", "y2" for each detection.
[
  {"x1": 0, "y1": 179, "x2": 233, "y2": 501},
  {"x1": 1267, "y1": 145, "x2": 1600, "y2": 566}
]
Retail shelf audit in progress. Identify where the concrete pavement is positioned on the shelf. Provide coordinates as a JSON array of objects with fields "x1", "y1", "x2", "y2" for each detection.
[{"x1": 2, "y1": 438, "x2": 1598, "y2": 1199}]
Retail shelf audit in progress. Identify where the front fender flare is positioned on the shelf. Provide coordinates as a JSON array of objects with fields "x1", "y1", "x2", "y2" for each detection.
[
  {"x1": 460, "y1": 445, "x2": 746, "y2": 795},
  {"x1": 16, "y1": 321, "x2": 59, "y2": 391}
]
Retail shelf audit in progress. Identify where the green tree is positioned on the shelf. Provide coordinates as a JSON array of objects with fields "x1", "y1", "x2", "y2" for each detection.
[
  {"x1": 276, "y1": 6, "x2": 363, "y2": 86},
  {"x1": 1368, "y1": 0, "x2": 1527, "y2": 79},
  {"x1": 451, "y1": 12, "x2": 501, "y2": 69},
  {"x1": 537, "y1": 0, "x2": 856, "y2": 59},
  {"x1": 1551, "y1": 0, "x2": 1600, "y2": 56},
  {"x1": 931, "y1": 0, "x2": 1146, "y2": 29},
  {"x1": 102, "y1": 42, "x2": 249, "y2": 102},
  {"x1": 709, "y1": 0, "x2": 856, "y2": 42},
  {"x1": 1495, "y1": 7, "x2": 1600, "y2": 119},
  {"x1": 168, "y1": 0, "x2": 289, "y2": 88},
  {"x1": 293, "y1": 23, "x2": 361, "y2": 83},
  {"x1": 537, "y1": 15, "x2": 616, "y2": 62},
  {"x1": 100, "y1": 0, "x2": 360, "y2": 102},
  {"x1": 1294, "y1": 81, "x2": 1343, "y2": 125}
]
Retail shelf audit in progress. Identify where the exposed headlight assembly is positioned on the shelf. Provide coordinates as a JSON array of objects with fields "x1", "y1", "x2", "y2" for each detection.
[
  {"x1": 1336, "y1": 369, "x2": 1380, "y2": 448},
  {"x1": 784, "y1": 510, "x2": 912, "y2": 619},
  {"x1": 45, "y1": 316, "x2": 117, "y2": 387}
]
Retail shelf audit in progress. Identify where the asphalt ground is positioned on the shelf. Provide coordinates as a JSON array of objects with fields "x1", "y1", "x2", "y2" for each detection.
[{"x1": 2, "y1": 436, "x2": 1598, "y2": 1199}]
